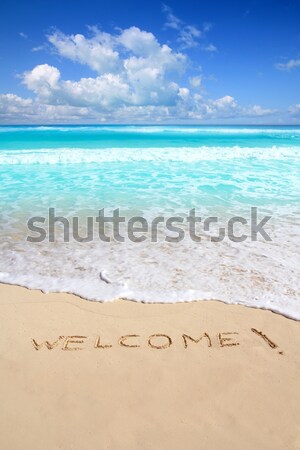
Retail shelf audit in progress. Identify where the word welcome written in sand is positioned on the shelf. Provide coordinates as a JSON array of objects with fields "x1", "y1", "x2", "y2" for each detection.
[{"x1": 31, "y1": 328, "x2": 283, "y2": 354}]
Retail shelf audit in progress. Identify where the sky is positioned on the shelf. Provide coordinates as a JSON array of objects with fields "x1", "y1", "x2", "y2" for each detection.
[{"x1": 0, "y1": 0, "x2": 299, "y2": 124}]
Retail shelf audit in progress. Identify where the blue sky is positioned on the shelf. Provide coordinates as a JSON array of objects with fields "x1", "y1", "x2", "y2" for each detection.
[{"x1": 0, "y1": 0, "x2": 299, "y2": 123}]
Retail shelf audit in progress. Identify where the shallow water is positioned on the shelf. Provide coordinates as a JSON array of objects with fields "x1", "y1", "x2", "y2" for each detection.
[{"x1": 0, "y1": 125, "x2": 299, "y2": 318}]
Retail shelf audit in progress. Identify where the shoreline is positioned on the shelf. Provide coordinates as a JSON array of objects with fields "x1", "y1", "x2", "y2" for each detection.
[
  {"x1": 0, "y1": 282, "x2": 299, "y2": 449},
  {"x1": 1, "y1": 280, "x2": 299, "y2": 322}
]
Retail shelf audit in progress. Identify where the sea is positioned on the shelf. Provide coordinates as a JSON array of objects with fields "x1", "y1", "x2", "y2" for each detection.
[{"x1": 0, "y1": 125, "x2": 299, "y2": 318}]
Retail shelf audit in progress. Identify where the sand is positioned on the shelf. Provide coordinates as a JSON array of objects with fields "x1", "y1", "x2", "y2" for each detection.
[{"x1": 0, "y1": 283, "x2": 299, "y2": 450}]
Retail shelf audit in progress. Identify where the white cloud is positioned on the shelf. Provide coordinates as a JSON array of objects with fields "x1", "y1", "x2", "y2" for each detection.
[
  {"x1": 31, "y1": 45, "x2": 46, "y2": 52},
  {"x1": 58, "y1": 73, "x2": 131, "y2": 108},
  {"x1": 202, "y1": 43, "x2": 217, "y2": 52},
  {"x1": 48, "y1": 27, "x2": 186, "y2": 76},
  {"x1": 118, "y1": 26, "x2": 160, "y2": 56},
  {"x1": 198, "y1": 95, "x2": 238, "y2": 118},
  {"x1": 0, "y1": 25, "x2": 281, "y2": 124},
  {"x1": 48, "y1": 30, "x2": 120, "y2": 74},
  {"x1": 203, "y1": 23, "x2": 213, "y2": 33},
  {"x1": 162, "y1": 4, "x2": 215, "y2": 50},
  {"x1": 23, "y1": 64, "x2": 60, "y2": 97},
  {"x1": 36, "y1": 104, "x2": 93, "y2": 120},
  {"x1": 22, "y1": 63, "x2": 182, "y2": 109},
  {"x1": 184, "y1": 95, "x2": 278, "y2": 121},
  {"x1": 178, "y1": 87, "x2": 190, "y2": 100},
  {"x1": 0, "y1": 94, "x2": 32, "y2": 114},
  {"x1": 22, "y1": 27, "x2": 187, "y2": 109},
  {"x1": 22, "y1": 64, "x2": 130, "y2": 108},
  {"x1": 162, "y1": 3, "x2": 183, "y2": 30},
  {"x1": 288, "y1": 103, "x2": 300, "y2": 115},
  {"x1": 177, "y1": 25, "x2": 202, "y2": 49},
  {"x1": 246, "y1": 105, "x2": 277, "y2": 116},
  {"x1": 112, "y1": 105, "x2": 171, "y2": 122},
  {"x1": 189, "y1": 76, "x2": 202, "y2": 87},
  {"x1": 275, "y1": 59, "x2": 300, "y2": 71},
  {"x1": 0, "y1": 90, "x2": 279, "y2": 124},
  {"x1": 0, "y1": 93, "x2": 96, "y2": 123},
  {"x1": 212, "y1": 95, "x2": 237, "y2": 109}
]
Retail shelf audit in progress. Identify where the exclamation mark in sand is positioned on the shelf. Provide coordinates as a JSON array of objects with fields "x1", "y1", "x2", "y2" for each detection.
[{"x1": 251, "y1": 328, "x2": 284, "y2": 355}]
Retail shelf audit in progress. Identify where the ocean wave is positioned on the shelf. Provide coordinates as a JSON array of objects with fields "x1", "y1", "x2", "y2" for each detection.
[
  {"x1": 0, "y1": 146, "x2": 300, "y2": 164},
  {"x1": 1, "y1": 125, "x2": 300, "y2": 134},
  {"x1": 0, "y1": 224, "x2": 299, "y2": 319}
]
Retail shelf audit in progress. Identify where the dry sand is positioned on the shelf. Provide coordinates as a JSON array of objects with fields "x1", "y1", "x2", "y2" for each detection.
[{"x1": 0, "y1": 282, "x2": 299, "y2": 450}]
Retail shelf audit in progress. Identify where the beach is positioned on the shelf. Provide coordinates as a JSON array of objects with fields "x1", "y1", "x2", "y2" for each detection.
[
  {"x1": 0, "y1": 126, "x2": 299, "y2": 449},
  {"x1": 1, "y1": 0, "x2": 300, "y2": 446},
  {"x1": 1, "y1": 282, "x2": 299, "y2": 450}
]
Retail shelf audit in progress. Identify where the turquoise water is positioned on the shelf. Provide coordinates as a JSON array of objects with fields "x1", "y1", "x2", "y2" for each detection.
[
  {"x1": 1, "y1": 125, "x2": 300, "y2": 149},
  {"x1": 0, "y1": 125, "x2": 299, "y2": 318},
  {"x1": 0, "y1": 125, "x2": 299, "y2": 213}
]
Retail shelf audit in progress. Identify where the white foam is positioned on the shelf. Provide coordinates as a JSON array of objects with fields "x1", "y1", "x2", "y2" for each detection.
[
  {"x1": 0, "y1": 146, "x2": 300, "y2": 165},
  {"x1": 0, "y1": 220, "x2": 299, "y2": 320}
]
